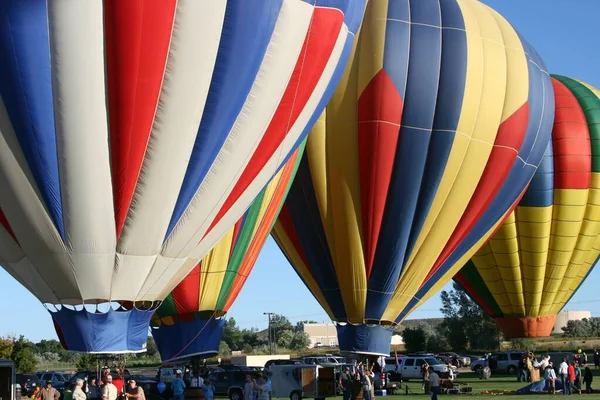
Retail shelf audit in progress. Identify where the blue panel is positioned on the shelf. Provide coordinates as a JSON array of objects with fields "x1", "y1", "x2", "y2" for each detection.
[
  {"x1": 307, "y1": 0, "x2": 367, "y2": 34},
  {"x1": 336, "y1": 324, "x2": 393, "y2": 356},
  {"x1": 410, "y1": 0, "x2": 442, "y2": 26},
  {"x1": 51, "y1": 308, "x2": 153, "y2": 353},
  {"x1": 166, "y1": 0, "x2": 283, "y2": 237},
  {"x1": 0, "y1": 0, "x2": 64, "y2": 237},
  {"x1": 152, "y1": 317, "x2": 225, "y2": 362},
  {"x1": 367, "y1": 9, "x2": 443, "y2": 320},
  {"x1": 403, "y1": 3, "x2": 467, "y2": 266},
  {"x1": 398, "y1": 37, "x2": 556, "y2": 323},
  {"x1": 519, "y1": 142, "x2": 554, "y2": 207},
  {"x1": 383, "y1": 0, "x2": 410, "y2": 96},
  {"x1": 284, "y1": 153, "x2": 347, "y2": 319}
]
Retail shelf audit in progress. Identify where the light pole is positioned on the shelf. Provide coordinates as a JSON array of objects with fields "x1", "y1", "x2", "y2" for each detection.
[{"x1": 264, "y1": 312, "x2": 275, "y2": 354}]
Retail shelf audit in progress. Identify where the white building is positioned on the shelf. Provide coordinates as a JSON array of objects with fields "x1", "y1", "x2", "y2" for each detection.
[
  {"x1": 553, "y1": 310, "x2": 592, "y2": 334},
  {"x1": 301, "y1": 323, "x2": 338, "y2": 348}
]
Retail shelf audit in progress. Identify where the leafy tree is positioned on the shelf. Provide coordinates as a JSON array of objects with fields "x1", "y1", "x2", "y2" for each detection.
[
  {"x1": 561, "y1": 318, "x2": 600, "y2": 337},
  {"x1": 402, "y1": 326, "x2": 428, "y2": 353},
  {"x1": 77, "y1": 354, "x2": 100, "y2": 371},
  {"x1": 439, "y1": 282, "x2": 500, "y2": 350},
  {"x1": 11, "y1": 336, "x2": 38, "y2": 373},
  {"x1": 145, "y1": 336, "x2": 159, "y2": 358},
  {"x1": 276, "y1": 330, "x2": 295, "y2": 348},
  {"x1": 34, "y1": 340, "x2": 64, "y2": 355},
  {"x1": 218, "y1": 340, "x2": 231, "y2": 356},
  {"x1": 289, "y1": 332, "x2": 311, "y2": 351},
  {"x1": 0, "y1": 337, "x2": 14, "y2": 359},
  {"x1": 242, "y1": 343, "x2": 253, "y2": 354},
  {"x1": 270, "y1": 314, "x2": 293, "y2": 339},
  {"x1": 241, "y1": 328, "x2": 265, "y2": 348},
  {"x1": 222, "y1": 318, "x2": 244, "y2": 351}
]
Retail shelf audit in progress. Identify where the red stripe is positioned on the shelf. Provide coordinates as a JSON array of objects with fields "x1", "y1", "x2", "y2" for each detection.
[
  {"x1": 0, "y1": 208, "x2": 18, "y2": 243},
  {"x1": 206, "y1": 7, "x2": 344, "y2": 236},
  {"x1": 454, "y1": 272, "x2": 498, "y2": 317},
  {"x1": 171, "y1": 264, "x2": 201, "y2": 314},
  {"x1": 104, "y1": 1, "x2": 177, "y2": 238},
  {"x1": 277, "y1": 204, "x2": 314, "y2": 277},
  {"x1": 425, "y1": 102, "x2": 529, "y2": 281},
  {"x1": 229, "y1": 219, "x2": 245, "y2": 260},
  {"x1": 223, "y1": 151, "x2": 300, "y2": 311},
  {"x1": 357, "y1": 69, "x2": 403, "y2": 279},
  {"x1": 551, "y1": 78, "x2": 591, "y2": 189}
]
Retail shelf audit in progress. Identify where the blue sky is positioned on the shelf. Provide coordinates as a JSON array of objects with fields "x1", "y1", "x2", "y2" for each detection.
[{"x1": 2, "y1": 0, "x2": 600, "y2": 342}]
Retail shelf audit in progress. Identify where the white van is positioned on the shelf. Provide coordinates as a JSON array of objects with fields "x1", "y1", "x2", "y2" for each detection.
[{"x1": 270, "y1": 364, "x2": 337, "y2": 400}]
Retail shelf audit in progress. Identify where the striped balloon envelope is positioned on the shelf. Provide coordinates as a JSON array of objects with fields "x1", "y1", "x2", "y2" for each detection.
[
  {"x1": 272, "y1": 0, "x2": 555, "y2": 355},
  {"x1": 150, "y1": 144, "x2": 304, "y2": 363},
  {"x1": 0, "y1": 0, "x2": 366, "y2": 353},
  {"x1": 454, "y1": 76, "x2": 600, "y2": 338}
]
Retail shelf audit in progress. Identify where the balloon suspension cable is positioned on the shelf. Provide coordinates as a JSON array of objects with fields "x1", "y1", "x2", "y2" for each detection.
[{"x1": 160, "y1": 310, "x2": 219, "y2": 365}]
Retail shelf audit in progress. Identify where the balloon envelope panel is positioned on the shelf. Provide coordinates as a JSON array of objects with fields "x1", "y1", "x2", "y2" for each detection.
[
  {"x1": 150, "y1": 144, "x2": 304, "y2": 362},
  {"x1": 272, "y1": 0, "x2": 555, "y2": 355},
  {"x1": 455, "y1": 76, "x2": 600, "y2": 338},
  {"x1": 0, "y1": 0, "x2": 365, "y2": 353}
]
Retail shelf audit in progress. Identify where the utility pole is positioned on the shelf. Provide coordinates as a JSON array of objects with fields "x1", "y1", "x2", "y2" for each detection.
[{"x1": 264, "y1": 312, "x2": 275, "y2": 354}]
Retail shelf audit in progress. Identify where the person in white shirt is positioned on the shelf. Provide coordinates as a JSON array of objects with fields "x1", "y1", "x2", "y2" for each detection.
[
  {"x1": 427, "y1": 367, "x2": 440, "y2": 400},
  {"x1": 73, "y1": 379, "x2": 87, "y2": 400},
  {"x1": 190, "y1": 375, "x2": 203, "y2": 388},
  {"x1": 102, "y1": 376, "x2": 118, "y2": 400},
  {"x1": 559, "y1": 359, "x2": 569, "y2": 394},
  {"x1": 544, "y1": 365, "x2": 557, "y2": 394}
]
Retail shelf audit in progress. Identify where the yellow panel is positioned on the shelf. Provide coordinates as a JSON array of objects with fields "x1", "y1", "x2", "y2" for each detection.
[
  {"x1": 313, "y1": 10, "x2": 367, "y2": 322},
  {"x1": 250, "y1": 169, "x2": 283, "y2": 239},
  {"x1": 397, "y1": 202, "x2": 514, "y2": 320},
  {"x1": 551, "y1": 174, "x2": 600, "y2": 313},
  {"x1": 384, "y1": 0, "x2": 511, "y2": 321},
  {"x1": 272, "y1": 222, "x2": 336, "y2": 319},
  {"x1": 357, "y1": 0, "x2": 388, "y2": 97},
  {"x1": 540, "y1": 189, "x2": 589, "y2": 315},
  {"x1": 574, "y1": 79, "x2": 600, "y2": 99},
  {"x1": 400, "y1": 0, "x2": 483, "y2": 275},
  {"x1": 198, "y1": 228, "x2": 234, "y2": 311},
  {"x1": 515, "y1": 205, "x2": 552, "y2": 316}
]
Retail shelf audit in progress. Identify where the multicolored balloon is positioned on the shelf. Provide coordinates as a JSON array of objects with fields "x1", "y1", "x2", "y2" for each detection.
[
  {"x1": 454, "y1": 76, "x2": 600, "y2": 338},
  {"x1": 0, "y1": 0, "x2": 365, "y2": 353},
  {"x1": 150, "y1": 144, "x2": 304, "y2": 362},
  {"x1": 272, "y1": 0, "x2": 555, "y2": 355}
]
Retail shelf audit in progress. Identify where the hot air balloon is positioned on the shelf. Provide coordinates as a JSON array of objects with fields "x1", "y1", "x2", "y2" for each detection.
[
  {"x1": 272, "y1": 0, "x2": 556, "y2": 355},
  {"x1": 150, "y1": 143, "x2": 305, "y2": 363},
  {"x1": 0, "y1": 0, "x2": 366, "y2": 353},
  {"x1": 453, "y1": 76, "x2": 600, "y2": 338}
]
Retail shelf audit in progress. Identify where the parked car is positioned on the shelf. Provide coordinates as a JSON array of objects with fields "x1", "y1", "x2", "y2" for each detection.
[
  {"x1": 36, "y1": 371, "x2": 69, "y2": 390},
  {"x1": 207, "y1": 370, "x2": 261, "y2": 400},
  {"x1": 470, "y1": 352, "x2": 523, "y2": 374},
  {"x1": 397, "y1": 356, "x2": 451, "y2": 380},
  {"x1": 264, "y1": 359, "x2": 303, "y2": 370},
  {"x1": 437, "y1": 352, "x2": 470, "y2": 367},
  {"x1": 127, "y1": 375, "x2": 157, "y2": 393},
  {"x1": 16, "y1": 373, "x2": 41, "y2": 396}
]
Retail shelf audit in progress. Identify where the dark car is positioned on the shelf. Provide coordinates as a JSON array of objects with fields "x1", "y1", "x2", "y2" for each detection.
[
  {"x1": 17, "y1": 374, "x2": 41, "y2": 396},
  {"x1": 207, "y1": 370, "x2": 261, "y2": 400},
  {"x1": 127, "y1": 375, "x2": 158, "y2": 394}
]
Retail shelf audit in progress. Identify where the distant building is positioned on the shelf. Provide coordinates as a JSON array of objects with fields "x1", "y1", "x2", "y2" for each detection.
[
  {"x1": 553, "y1": 310, "x2": 592, "y2": 334},
  {"x1": 391, "y1": 334, "x2": 404, "y2": 345},
  {"x1": 301, "y1": 323, "x2": 338, "y2": 348}
]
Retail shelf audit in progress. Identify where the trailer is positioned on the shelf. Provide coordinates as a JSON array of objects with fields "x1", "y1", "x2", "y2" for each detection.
[
  {"x1": 270, "y1": 364, "x2": 337, "y2": 400},
  {"x1": 0, "y1": 360, "x2": 15, "y2": 400}
]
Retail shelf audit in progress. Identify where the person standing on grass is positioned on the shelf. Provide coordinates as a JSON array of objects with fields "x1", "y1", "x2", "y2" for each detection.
[
  {"x1": 340, "y1": 367, "x2": 353, "y2": 400},
  {"x1": 583, "y1": 366, "x2": 593, "y2": 393},
  {"x1": 171, "y1": 373, "x2": 186, "y2": 400},
  {"x1": 594, "y1": 350, "x2": 600, "y2": 370},
  {"x1": 559, "y1": 359, "x2": 570, "y2": 395},
  {"x1": 545, "y1": 365, "x2": 557, "y2": 394},
  {"x1": 568, "y1": 361, "x2": 578, "y2": 395},
  {"x1": 427, "y1": 367, "x2": 440, "y2": 400}
]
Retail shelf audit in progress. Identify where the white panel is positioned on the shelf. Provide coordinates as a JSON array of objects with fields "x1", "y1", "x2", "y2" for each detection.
[
  {"x1": 132, "y1": 255, "x2": 189, "y2": 301},
  {"x1": 110, "y1": 253, "x2": 158, "y2": 300},
  {"x1": 116, "y1": 1, "x2": 227, "y2": 263},
  {"x1": 47, "y1": 0, "x2": 115, "y2": 301},
  {"x1": 162, "y1": 0, "x2": 314, "y2": 261},
  {"x1": 194, "y1": 24, "x2": 349, "y2": 262},
  {"x1": 0, "y1": 97, "x2": 79, "y2": 302}
]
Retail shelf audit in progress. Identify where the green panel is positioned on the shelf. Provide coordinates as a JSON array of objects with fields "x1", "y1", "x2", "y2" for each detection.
[
  {"x1": 155, "y1": 293, "x2": 177, "y2": 318},
  {"x1": 456, "y1": 260, "x2": 504, "y2": 317},
  {"x1": 552, "y1": 75, "x2": 600, "y2": 172}
]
